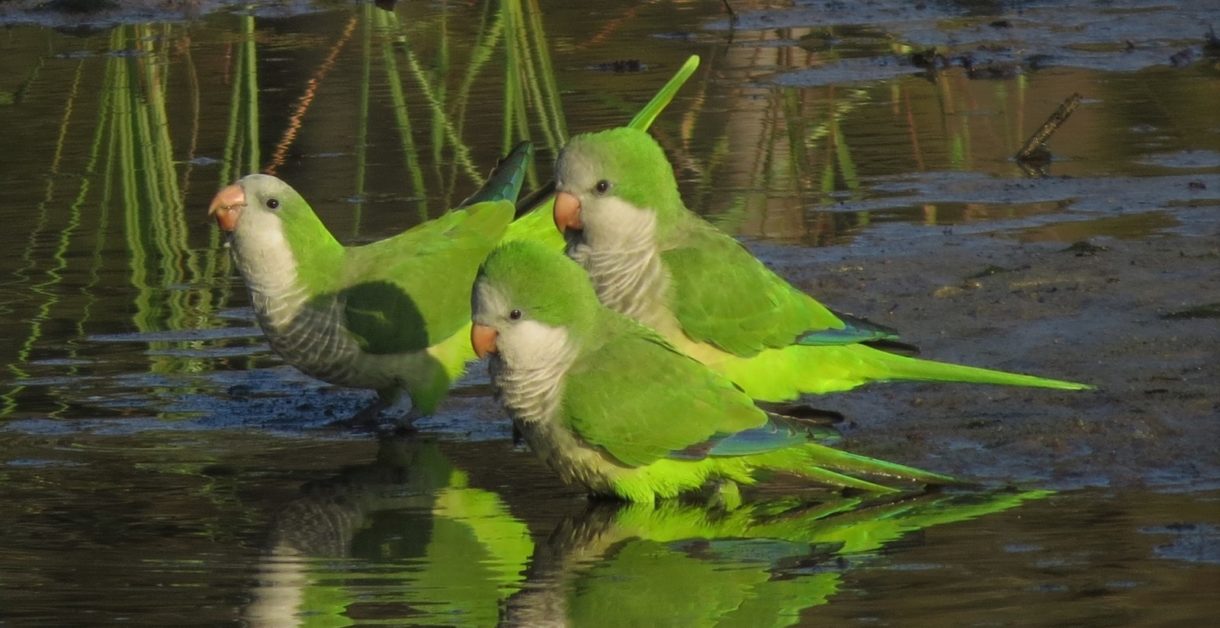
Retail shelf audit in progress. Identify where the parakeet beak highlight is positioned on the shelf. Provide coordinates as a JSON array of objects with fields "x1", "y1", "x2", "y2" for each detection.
[
  {"x1": 208, "y1": 184, "x2": 246, "y2": 232},
  {"x1": 471, "y1": 323, "x2": 499, "y2": 359},
  {"x1": 553, "y1": 191, "x2": 583, "y2": 233}
]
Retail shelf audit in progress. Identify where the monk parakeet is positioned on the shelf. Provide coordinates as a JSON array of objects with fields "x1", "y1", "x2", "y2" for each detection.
[
  {"x1": 550, "y1": 128, "x2": 1090, "y2": 402},
  {"x1": 209, "y1": 143, "x2": 542, "y2": 422},
  {"x1": 207, "y1": 56, "x2": 702, "y2": 423},
  {"x1": 470, "y1": 241, "x2": 953, "y2": 502}
]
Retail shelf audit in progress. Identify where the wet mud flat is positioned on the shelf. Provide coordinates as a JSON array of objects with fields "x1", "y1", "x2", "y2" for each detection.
[{"x1": 761, "y1": 211, "x2": 1219, "y2": 492}]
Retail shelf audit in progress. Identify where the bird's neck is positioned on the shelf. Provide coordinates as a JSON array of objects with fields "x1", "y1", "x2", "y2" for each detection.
[
  {"x1": 489, "y1": 323, "x2": 578, "y2": 427},
  {"x1": 565, "y1": 198, "x2": 670, "y2": 328},
  {"x1": 230, "y1": 221, "x2": 342, "y2": 327}
]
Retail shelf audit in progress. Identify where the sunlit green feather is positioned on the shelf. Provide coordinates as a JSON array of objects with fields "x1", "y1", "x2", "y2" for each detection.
[
  {"x1": 336, "y1": 201, "x2": 514, "y2": 353},
  {"x1": 562, "y1": 315, "x2": 763, "y2": 467},
  {"x1": 557, "y1": 128, "x2": 1091, "y2": 399}
]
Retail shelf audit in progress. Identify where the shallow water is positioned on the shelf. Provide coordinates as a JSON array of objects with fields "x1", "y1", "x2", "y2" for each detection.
[{"x1": 1, "y1": 0, "x2": 1217, "y2": 624}]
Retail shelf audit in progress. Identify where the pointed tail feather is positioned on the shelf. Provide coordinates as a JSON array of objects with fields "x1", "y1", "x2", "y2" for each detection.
[
  {"x1": 716, "y1": 343, "x2": 1089, "y2": 402},
  {"x1": 858, "y1": 346, "x2": 1091, "y2": 391},
  {"x1": 458, "y1": 141, "x2": 533, "y2": 208},
  {"x1": 514, "y1": 55, "x2": 701, "y2": 219},
  {"x1": 744, "y1": 441, "x2": 955, "y2": 493},
  {"x1": 799, "y1": 442, "x2": 958, "y2": 486},
  {"x1": 626, "y1": 55, "x2": 700, "y2": 130}
]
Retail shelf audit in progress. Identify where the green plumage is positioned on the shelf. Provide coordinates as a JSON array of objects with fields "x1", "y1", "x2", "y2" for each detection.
[
  {"x1": 555, "y1": 128, "x2": 1091, "y2": 400},
  {"x1": 335, "y1": 202, "x2": 515, "y2": 353},
  {"x1": 474, "y1": 242, "x2": 953, "y2": 502},
  {"x1": 226, "y1": 155, "x2": 527, "y2": 418},
  {"x1": 563, "y1": 315, "x2": 763, "y2": 467},
  {"x1": 662, "y1": 216, "x2": 844, "y2": 355},
  {"x1": 219, "y1": 56, "x2": 704, "y2": 419}
]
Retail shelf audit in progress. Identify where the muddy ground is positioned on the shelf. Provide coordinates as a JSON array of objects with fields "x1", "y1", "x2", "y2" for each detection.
[{"x1": 753, "y1": 216, "x2": 1220, "y2": 492}]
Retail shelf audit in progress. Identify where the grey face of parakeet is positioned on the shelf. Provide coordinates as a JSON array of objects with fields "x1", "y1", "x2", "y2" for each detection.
[
  {"x1": 210, "y1": 174, "x2": 304, "y2": 238},
  {"x1": 554, "y1": 135, "x2": 660, "y2": 255},
  {"x1": 209, "y1": 174, "x2": 339, "y2": 300},
  {"x1": 553, "y1": 130, "x2": 681, "y2": 323},
  {"x1": 471, "y1": 278, "x2": 575, "y2": 376},
  {"x1": 471, "y1": 242, "x2": 601, "y2": 423}
]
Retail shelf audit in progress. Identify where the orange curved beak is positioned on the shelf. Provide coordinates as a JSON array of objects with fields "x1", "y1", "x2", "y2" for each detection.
[
  {"x1": 208, "y1": 183, "x2": 246, "y2": 232},
  {"x1": 471, "y1": 323, "x2": 499, "y2": 359},
  {"x1": 553, "y1": 191, "x2": 583, "y2": 234}
]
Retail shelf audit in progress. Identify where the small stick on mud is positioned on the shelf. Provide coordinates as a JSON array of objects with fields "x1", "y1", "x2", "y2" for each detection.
[
  {"x1": 722, "y1": 0, "x2": 738, "y2": 24},
  {"x1": 1016, "y1": 92, "x2": 1083, "y2": 164}
]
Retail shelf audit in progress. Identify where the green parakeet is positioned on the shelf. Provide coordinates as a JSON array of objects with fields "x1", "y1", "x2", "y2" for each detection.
[
  {"x1": 208, "y1": 56, "x2": 702, "y2": 422},
  {"x1": 550, "y1": 127, "x2": 1091, "y2": 401},
  {"x1": 209, "y1": 143, "x2": 543, "y2": 421},
  {"x1": 470, "y1": 241, "x2": 953, "y2": 502}
]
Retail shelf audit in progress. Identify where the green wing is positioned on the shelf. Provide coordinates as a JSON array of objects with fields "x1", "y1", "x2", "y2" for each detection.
[
  {"x1": 661, "y1": 217, "x2": 845, "y2": 356},
  {"x1": 562, "y1": 315, "x2": 765, "y2": 467},
  {"x1": 339, "y1": 201, "x2": 515, "y2": 354}
]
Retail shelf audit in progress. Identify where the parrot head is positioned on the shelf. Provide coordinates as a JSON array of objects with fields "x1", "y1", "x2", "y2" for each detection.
[
  {"x1": 208, "y1": 174, "x2": 316, "y2": 233},
  {"x1": 470, "y1": 241, "x2": 600, "y2": 364},
  {"x1": 553, "y1": 128, "x2": 683, "y2": 244},
  {"x1": 208, "y1": 174, "x2": 338, "y2": 281}
]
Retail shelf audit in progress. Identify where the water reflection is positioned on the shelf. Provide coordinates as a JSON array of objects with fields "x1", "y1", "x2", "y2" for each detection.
[
  {"x1": 504, "y1": 488, "x2": 1047, "y2": 626},
  {"x1": 249, "y1": 437, "x2": 532, "y2": 626},
  {"x1": 248, "y1": 435, "x2": 1046, "y2": 626}
]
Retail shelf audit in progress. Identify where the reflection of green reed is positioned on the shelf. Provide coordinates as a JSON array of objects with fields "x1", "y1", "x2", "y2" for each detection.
[
  {"x1": 109, "y1": 24, "x2": 219, "y2": 376},
  {"x1": 352, "y1": 2, "x2": 373, "y2": 231},
  {"x1": 2, "y1": 58, "x2": 89, "y2": 418},
  {"x1": 363, "y1": 0, "x2": 569, "y2": 218},
  {"x1": 373, "y1": 7, "x2": 430, "y2": 220},
  {"x1": 708, "y1": 79, "x2": 870, "y2": 240},
  {"x1": 1, "y1": 3, "x2": 688, "y2": 420},
  {"x1": 220, "y1": 14, "x2": 260, "y2": 184},
  {"x1": 3, "y1": 22, "x2": 240, "y2": 417}
]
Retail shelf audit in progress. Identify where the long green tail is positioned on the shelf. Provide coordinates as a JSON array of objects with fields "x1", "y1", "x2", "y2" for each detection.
[
  {"x1": 458, "y1": 141, "x2": 533, "y2": 207},
  {"x1": 743, "y1": 441, "x2": 956, "y2": 494},
  {"x1": 858, "y1": 345, "x2": 1091, "y2": 390},
  {"x1": 715, "y1": 342, "x2": 1090, "y2": 403},
  {"x1": 798, "y1": 441, "x2": 957, "y2": 487}
]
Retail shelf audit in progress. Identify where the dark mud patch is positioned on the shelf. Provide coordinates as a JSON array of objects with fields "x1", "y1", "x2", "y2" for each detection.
[
  {"x1": 0, "y1": 0, "x2": 324, "y2": 28},
  {"x1": 828, "y1": 172, "x2": 1220, "y2": 216},
  {"x1": 712, "y1": 0, "x2": 1220, "y2": 79},
  {"x1": 761, "y1": 223, "x2": 1220, "y2": 492}
]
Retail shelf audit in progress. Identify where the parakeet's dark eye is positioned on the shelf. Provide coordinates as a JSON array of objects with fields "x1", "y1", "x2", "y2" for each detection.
[
  {"x1": 594, "y1": 180, "x2": 610, "y2": 195},
  {"x1": 509, "y1": 309, "x2": 522, "y2": 321},
  {"x1": 266, "y1": 198, "x2": 280, "y2": 210}
]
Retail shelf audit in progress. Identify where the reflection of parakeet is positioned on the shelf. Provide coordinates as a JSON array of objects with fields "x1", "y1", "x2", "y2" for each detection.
[
  {"x1": 471, "y1": 241, "x2": 952, "y2": 502},
  {"x1": 208, "y1": 57, "x2": 701, "y2": 422},
  {"x1": 246, "y1": 437, "x2": 533, "y2": 627},
  {"x1": 504, "y1": 489, "x2": 1051, "y2": 627},
  {"x1": 551, "y1": 127, "x2": 1090, "y2": 402},
  {"x1": 208, "y1": 144, "x2": 535, "y2": 422}
]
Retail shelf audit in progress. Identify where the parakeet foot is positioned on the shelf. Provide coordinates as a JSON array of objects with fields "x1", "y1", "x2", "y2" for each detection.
[
  {"x1": 389, "y1": 407, "x2": 426, "y2": 436},
  {"x1": 324, "y1": 397, "x2": 391, "y2": 432}
]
